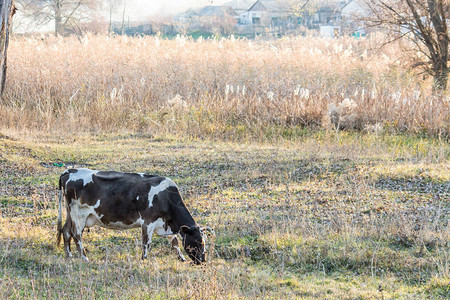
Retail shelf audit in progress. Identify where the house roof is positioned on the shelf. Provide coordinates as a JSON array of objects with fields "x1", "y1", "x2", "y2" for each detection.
[
  {"x1": 180, "y1": 8, "x2": 201, "y2": 17},
  {"x1": 224, "y1": 0, "x2": 255, "y2": 11},
  {"x1": 248, "y1": 1, "x2": 290, "y2": 13},
  {"x1": 198, "y1": 6, "x2": 238, "y2": 17}
]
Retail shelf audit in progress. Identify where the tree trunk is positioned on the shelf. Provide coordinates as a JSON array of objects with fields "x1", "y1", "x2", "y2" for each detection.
[
  {"x1": 433, "y1": 64, "x2": 448, "y2": 92},
  {"x1": 55, "y1": 0, "x2": 62, "y2": 36},
  {"x1": 108, "y1": 0, "x2": 113, "y2": 35},
  {"x1": 0, "y1": 0, "x2": 14, "y2": 98},
  {"x1": 428, "y1": 0, "x2": 449, "y2": 92},
  {"x1": 121, "y1": 0, "x2": 126, "y2": 35}
]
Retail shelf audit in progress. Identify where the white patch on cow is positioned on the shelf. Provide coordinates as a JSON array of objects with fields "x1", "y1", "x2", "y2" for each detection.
[
  {"x1": 136, "y1": 196, "x2": 139, "y2": 201},
  {"x1": 70, "y1": 198, "x2": 103, "y2": 231},
  {"x1": 168, "y1": 235, "x2": 187, "y2": 261},
  {"x1": 200, "y1": 232, "x2": 207, "y2": 254},
  {"x1": 78, "y1": 241, "x2": 89, "y2": 261},
  {"x1": 107, "y1": 217, "x2": 144, "y2": 230},
  {"x1": 85, "y1": 215, "x2": 99, "y2": 228},
  {"x1": 153, "y1": 217, "x2": 174, "y2": 236},
  {"x1": 142, "y1": 222, "x2": 155, "y2": 259},
  {"x1": 68, "y1": 199, "x2": 92, "y2": 260},
  {"x1": 66, "y1": 246, "x2": 72, "y2": 258},
  {"x1": 93, "y1": 199, "x2": 101, "y2": 209},
  {"x1": 175, "y1": 246, "x2": 187, "y2": 261},
  {"x1": 67, "y1": 168, "x2": 99, "y2": 188},
  {"x1": 148, "y1": 179, "x2": 176, "y2": 208},
  {"x1": 70, "y1": 199, "x2": 104, "y2": 229},
  {"x1": 70, "y1": 199, "x2": 91, "y2": 234},
  {"x1": 139, "y1": 173, "x2": 145, "y2": 177},
  {"x1": 141, "y1": 218, "x2": 174, "y2": 259},
  {"x1": 143, "y1": 246, "x2": 148, "y2": 259}
]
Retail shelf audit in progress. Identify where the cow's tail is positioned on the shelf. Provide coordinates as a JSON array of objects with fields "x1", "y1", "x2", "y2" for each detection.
[{"x1": 56, "y1": 175, "x2": 63, "y2": 247}]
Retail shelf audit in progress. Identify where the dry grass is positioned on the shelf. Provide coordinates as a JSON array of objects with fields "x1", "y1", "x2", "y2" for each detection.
[
  {"x1": 1, "y1": 34, "x2": 448, "y2": 138},
  {"x1": 0, "y1": 132, "x2": 448, "y2": 298},
  {"x1": 0, "y1": 34, "x2": 448, "y2": 298}
]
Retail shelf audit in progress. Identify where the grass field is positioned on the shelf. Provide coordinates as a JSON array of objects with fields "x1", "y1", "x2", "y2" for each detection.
[{"x1": 0, "y1": 130, "x2": 448, "y2": 299}]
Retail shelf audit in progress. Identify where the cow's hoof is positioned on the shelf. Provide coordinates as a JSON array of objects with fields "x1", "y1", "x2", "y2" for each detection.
[{"x1": 82, "y1": 256, "x2": 89, "y2": 262}]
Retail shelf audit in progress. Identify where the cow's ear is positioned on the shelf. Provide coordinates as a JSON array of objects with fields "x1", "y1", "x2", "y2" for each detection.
[{"x1": 180, "y1": 225, "x2": 191, "y2": 234}]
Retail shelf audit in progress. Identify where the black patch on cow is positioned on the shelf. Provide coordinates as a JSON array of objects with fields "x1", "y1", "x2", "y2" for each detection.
[
  {"x1": 94, "y1": 171, "x2": 161, "y2": 183},
  {"x1": 141, "y1": 174, "x2": 158, "y2": 178},
  {"x1": 67, "y1": 179, "x2": 85, "y2": 201},
  {"x1": 166, "y1": 186, "x2": 183, "y2": 206}
]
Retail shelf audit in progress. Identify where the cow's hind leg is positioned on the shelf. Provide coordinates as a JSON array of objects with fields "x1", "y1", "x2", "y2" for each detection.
[
  {"x1": 69, "y1": 208, "x2": 89, "y2": 261},
  {"x1": 62, "y1": 217, "x2": 73, "y2": 258},
  {"x1": 168, "y1": 235, "x2": 186, "y2": 262},
  {"x1": 72, "y1": 227, "x2": 88, "y2": 261},
  {"x1": 141, "y1": 224, "x2": 155, "y2": 260}
]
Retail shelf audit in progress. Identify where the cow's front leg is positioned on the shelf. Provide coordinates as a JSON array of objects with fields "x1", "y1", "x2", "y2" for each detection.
[
  {"x1": 141, "y1": 224, "x2": 155, "y2": 260},
  {"x1": 168, "y1": 235, "x2": 186, "y2": 262}
]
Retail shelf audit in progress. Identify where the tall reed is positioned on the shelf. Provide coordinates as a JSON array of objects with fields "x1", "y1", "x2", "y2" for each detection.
[{"x1": 1, "y1": 34, "x2": 448, "y2": 137}]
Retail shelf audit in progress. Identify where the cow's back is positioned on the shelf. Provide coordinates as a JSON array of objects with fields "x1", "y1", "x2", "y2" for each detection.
[{"x1": 59, "y1": 168, "x2": 171, "y2": 227}]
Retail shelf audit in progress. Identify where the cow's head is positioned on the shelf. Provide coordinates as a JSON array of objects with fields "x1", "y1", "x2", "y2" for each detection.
[{"x1": 181, "y1": 225, "x2": 205, "y2": 264}]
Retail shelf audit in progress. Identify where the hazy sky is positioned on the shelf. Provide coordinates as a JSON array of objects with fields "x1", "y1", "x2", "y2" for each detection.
[
  {"x1": 13, "y1": 0, "x2": 232, "y2": 32},
  {"x1": 132, "y1": 0, "x2": 229, "y2": 20}
]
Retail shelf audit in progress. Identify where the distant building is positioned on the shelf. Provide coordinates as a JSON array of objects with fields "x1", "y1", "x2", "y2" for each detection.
[
  {"x1": 176, "y1": 8, "x2": 200, "y2": 23},
  {"x1": 172, "y1": 0, "x2": 371, "y2": 38},
  {"x1": 198, "y1": 6, "x2": 238, "y2": 18},
  {"x1": 196, "y1": 6, "x2": 239, "y2": 35},
  {"x1": 319, "y1": 25, "x2": 341, "y2": 38},
  {"x1": 311, "y1": 3, "x2": 342, "y2": 28},
  {"x1": 230, "y1": 0, "x2": 300, "y2": 35},
  {"x1": 225, "y1": 0, "x2": 255, "y2": 15},
  {"x1": 241, "y1": 0, "x2": 291, "y2": 25}
]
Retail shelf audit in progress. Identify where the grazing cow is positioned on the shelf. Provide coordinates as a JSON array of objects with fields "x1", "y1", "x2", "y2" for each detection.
[{"x1": 56, "y1": 168, "x2": 210, "y2": 264}]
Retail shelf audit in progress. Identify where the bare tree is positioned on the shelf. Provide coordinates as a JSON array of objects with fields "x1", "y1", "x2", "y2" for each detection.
[
  {"x1": 18, "y1": 0, "x2": 101, "y2": 36},
  {"x1": 107, "y1": 0, "x2": 119, "y2": 35},
  {"x1": 105, "y1": 0, "x2": 136, "y2": 35},
  {"x1": 364, "y1": 0, "x2": 449, "y2": 91},
  {"x1": 0, "y1": 0, "x2": 15, "y2": 97},
  {"x1": 284, "y1": 0, "x2": 323, "y2": 30},
  {"x1": 285, "y1": 0, "x2": 313, "y2": 13}
]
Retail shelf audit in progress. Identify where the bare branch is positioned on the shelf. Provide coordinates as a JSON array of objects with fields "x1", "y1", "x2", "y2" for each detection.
[{"x1": 363, "y1": 0, "x2": 449, "y2": 91}]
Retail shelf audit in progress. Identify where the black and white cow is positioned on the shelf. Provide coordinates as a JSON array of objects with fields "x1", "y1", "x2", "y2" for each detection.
[{"x1": 56, "y1": 168, "x2": 210, "y2": 264}]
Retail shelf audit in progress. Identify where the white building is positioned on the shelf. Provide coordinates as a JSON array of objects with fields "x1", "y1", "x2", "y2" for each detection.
[{"x1": 239, "y1": 0, "x2": 291, "y2": 26}]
